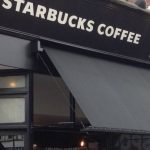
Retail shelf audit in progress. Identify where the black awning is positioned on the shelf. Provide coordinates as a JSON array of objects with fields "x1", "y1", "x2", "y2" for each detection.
[{"x1": 44, "y1": 47, "x2": 150, "y2": 133}]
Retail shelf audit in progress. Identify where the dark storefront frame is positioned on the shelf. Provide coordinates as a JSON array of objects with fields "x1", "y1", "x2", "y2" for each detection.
[
  {"x1": 0, "y1": 69, "x2": 33, "y2": 149},
  {"x1": 0, "y1": 0, "x2": 150, "y2": 149},
  {"x1": 0, "y1": 70, "x2": 33, "y2": 128}
]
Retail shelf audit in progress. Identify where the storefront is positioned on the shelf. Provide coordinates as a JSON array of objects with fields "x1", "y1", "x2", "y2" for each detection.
[{"x1": 1, "y1": 0, "x2": 150, "y2": 149}]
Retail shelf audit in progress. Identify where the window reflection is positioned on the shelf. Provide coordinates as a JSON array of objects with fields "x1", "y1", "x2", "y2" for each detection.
[
  {"x1": 0, "y1": 76, "x2": 25, "y2": 89},
  {"x1": 111, "y1": 134, "x2": 150, "y2": 150},
  {"x1": 33, "y1": 74, "x2": 70, "y2": 125},
  {"x1": 0, "y1": 134, "x2": 24, "y2": 150},
  {"x1": 0, "y1": 98, "x2": 25, "y2": 123}
]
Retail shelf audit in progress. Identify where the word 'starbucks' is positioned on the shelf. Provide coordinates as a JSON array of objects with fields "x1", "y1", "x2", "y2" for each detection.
[
  {"x1": 2, "y1": 0, "x2": 95, "y2": 32},
  {"x1": 2, "y1": 0, "x2": 142, "y2": 45}
]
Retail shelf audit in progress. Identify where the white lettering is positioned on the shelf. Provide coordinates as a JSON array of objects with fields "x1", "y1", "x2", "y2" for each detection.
[
  {"x1": 58, "y1": 12, "x2": 68, "y2": 25},
  {"x1": 97, "y1": 24, "x2": 141, "y2": 44},
  {"x1": 2, "y1": 0, "x2": 12, "y2": 9},
  {"x1": 97, "y1": 24, "x2": 106, "y2": 35},
  {"x1": 127, "y1": 32, "x2": 135, "y2": 43},
  {"x1": 1, "y1": 0, "x2": 142, "y2": 45},
  {"x1": 22, "y1": 2, "x2": 34, "y2": 16},
  {"x1": 14, "y1": 0, "x2": 25, "y2": 12},
  {"x1": 68, "y1": 15, "x2": 77, "y2": 28},
  {"x1": 120, "y1": 30, "x2": 128, "y2": 40},
  {"x1": 113, "y1": 28, "x2": 122, "y2": 38},
  {"x1": 47, "y1": 8, "x2": 57, "y2": 21},
  {"x1": 36, "y1": 5, "x2": 46, "y2": 19},
  {"x1": 86, "y1": 20, "x2": 95, "y2": 32},
  {"x1": 105, "y1": 26, "x2": 114, "y2": 37},
  {"x1": 77, "y1": 17, "x2": 86, "y2": 30},
  {"x1": 133, "y1": 34, "x2": 141, "y2": 44}
]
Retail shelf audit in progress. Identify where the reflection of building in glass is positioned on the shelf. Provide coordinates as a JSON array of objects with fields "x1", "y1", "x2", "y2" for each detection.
[
  {"x1": 0, "y1": 135, "x2": 24, "y2": 149},
  {"x1": 114, "y1": 135, "x2": 150, "y2": 150},
  {"x1": 146, "y1": 0, "x2": 150, "y2": 9}
]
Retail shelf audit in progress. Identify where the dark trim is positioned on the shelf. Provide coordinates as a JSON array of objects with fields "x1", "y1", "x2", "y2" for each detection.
[
  {"x1": 0, "y1": 69, "x2": 29, "y2": 76},
  {"x1": 0, "y1": 125, "x2": 29, "y2": 130},
  {"x1": 43, "y1": 42, "x2": 150, "y2": 70},
  {"x1": 27, "y1": 127, "x2": 32, "y2": 150},
  {"x1": 81, "y1": 127, "x2": 150, "y2": 135},
  {"x1": 70, "y1": 93, "x2": 76, "y2": 123},
  {"x1": 0, "y1": 69, "x2": 31, "y2": 128},
  {"x1": 26, "y1": 73, "x2": 33, "y2": 150},
  {"x1": 27, "y1": 72, "x2": 33, "y2": 126},
  {"x1": 0, "y1": 89, "x2": 28, "y2": 95},
  {"x1": 32, "y1": 126, "x2": 81, "y2": 133},
  {"x1": 1, "y1": 26, "x2": 150, "y2": 70},
  {"x1": 0, "y1": 69, "x2": 31, "y2": 149}
]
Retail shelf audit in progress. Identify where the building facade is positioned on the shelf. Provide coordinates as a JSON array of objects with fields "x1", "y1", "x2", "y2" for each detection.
[{"x1": 0, "y1": 0, "x2": 150, "y2": 149}]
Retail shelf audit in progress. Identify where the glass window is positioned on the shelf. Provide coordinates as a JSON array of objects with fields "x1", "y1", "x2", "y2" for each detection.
[
  {"x1": 142, "y1": 135, "x2": 150, "y2": 149},
  {"x1": 0, "y1": 76, "x2": 26, "y2": 89},
  {"x1": 33, "y1": 73, "x2": 89, "y2": 126},
  {"x1": 75, "y1": 101, "x2": 90, "y2": 126},
  {"x1": 33, "y1": 74, "x2": 70, "y2": 125},
  {"x1": 0, "y1": 134, "x2": 24, "y2": 149},
  {"x1": 111, "y1": 134, "x2": 150, "y2": 150},
  {"x1": 0, "y1": 98, "x2": 25, "y2": 123},
  {"x1": 131, "y1": 135, "x2": 141, "y2": 150}
]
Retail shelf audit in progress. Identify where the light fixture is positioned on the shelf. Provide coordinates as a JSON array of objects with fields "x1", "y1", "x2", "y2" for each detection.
[
  {"x1": 80, "y1": 139, "x2": 86, "y2": 147},
  {"x1": 33, "y1": 144, "x2": 38, "y2": 149},
  {"x1": 9, "y1": 82, "x2": 16, "y2": 88}
]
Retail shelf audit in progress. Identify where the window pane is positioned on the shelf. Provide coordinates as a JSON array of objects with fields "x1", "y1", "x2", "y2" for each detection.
[
  {"x1": 34, "y1": 74, "x2": 70, "y2": 125},
  {"x1": 0, "y1": 98, "x2": 25, "y2": 123},
  {"x1": 0, "y1": 76, "x2": 25, "y2": 88},
  {"x1": 0, "y1": 134, "x2": 24, "y2": 149},
  {"x1": 143, "y1": 135, "x2": 150, "y2": 149},
  {"x1": 75, "y1": 101, "x2": 90, "y2": 126}
]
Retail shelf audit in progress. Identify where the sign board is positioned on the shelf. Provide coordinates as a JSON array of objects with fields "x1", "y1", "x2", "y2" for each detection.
[{"x1": 0, "y1": 0, "x2": 150, "y2": 63}]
